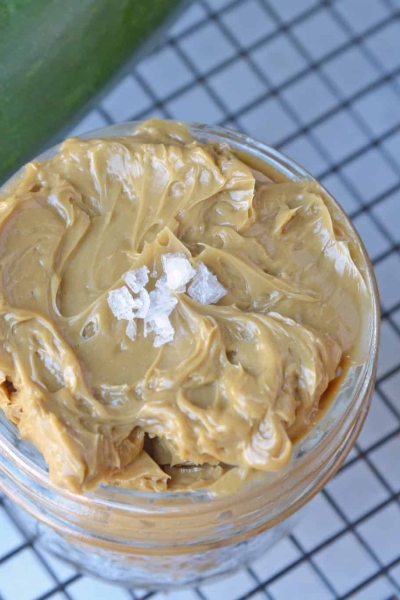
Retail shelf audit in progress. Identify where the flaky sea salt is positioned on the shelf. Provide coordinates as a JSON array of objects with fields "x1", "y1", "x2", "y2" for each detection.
[
  {"x1": 161, "y1": 252, "x2": 195, "y2": 292},
  {"x1": 125, "y1": 319, "x2": 137, "y2": 341},
  {"x1": 123, "y1": 266, "x2": 149, "y2": 294},
  {"x1": 107, "y1": 287, "x2": 137, "y2": 320},
  {"x1": 135, "y1": 288, "x2": 151, "y2": 319},
  {"x1": 188, "y1": 263, "x2": 227, "y2": 305},
  {"x1": 145, "y1": 314, "x2": 175, "y2": 347},
  {"x1": 154, "y1": 331, "x2": 174, "y2": 348},
  {"x1": 156, "y1": 274, "x2": 168, "y2": 290},
  {"x1": 143, "y1": 275, "x2": 178, "y2": 347},
  {"x1": 109, "y1": 254, "x2": 226, "y2": 348},
  {"x1": 147, "y1": 285, "x2": 178, "y2": 319}
]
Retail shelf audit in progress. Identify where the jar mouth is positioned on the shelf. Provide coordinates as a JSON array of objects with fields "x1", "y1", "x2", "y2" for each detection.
[{"x1": 0, "y1": 121, "x2": 380, "y2": 511}]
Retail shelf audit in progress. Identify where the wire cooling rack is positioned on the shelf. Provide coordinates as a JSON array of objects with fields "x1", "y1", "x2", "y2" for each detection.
[{"x1": 1, "y1": 0, "x2": 400, "y2": 599}]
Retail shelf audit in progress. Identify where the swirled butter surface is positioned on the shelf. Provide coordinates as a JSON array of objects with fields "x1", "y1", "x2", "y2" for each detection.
[{"x1": 0, "y1": 120, "x2": 367, "y2": 493}]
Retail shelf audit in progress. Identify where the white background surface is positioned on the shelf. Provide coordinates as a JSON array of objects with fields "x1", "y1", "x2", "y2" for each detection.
[{"x1": 1, "y1": 0, "x2": 400, "y2": 598}]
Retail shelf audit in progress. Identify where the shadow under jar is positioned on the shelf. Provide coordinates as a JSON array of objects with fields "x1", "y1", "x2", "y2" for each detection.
[{"x1": 0, "y1": 123, "x2": 379, "y2": 588}]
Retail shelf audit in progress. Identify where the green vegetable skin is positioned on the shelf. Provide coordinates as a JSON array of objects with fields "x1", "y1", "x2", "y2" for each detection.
[{"x1": 0, "y1": 0, "x2": 182, "y2": 182}]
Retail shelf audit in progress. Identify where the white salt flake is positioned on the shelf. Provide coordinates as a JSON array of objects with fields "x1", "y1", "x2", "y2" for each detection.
[
  {"x1": 145, "y1": 314, "x2": 175, "y2": 347},
  {"x1": 151, "y1": 314, "x2": 174, "y2": 336},
  {"x1": 161, "y1": 252, "x2": 195, "y2": 291},
  {"x1": 125, "y1": 320, "x2": 137, "y2": 341},
  {"x1": 107, "y1": 287, "x2": 137, "y2": 320},
  {"x1": 154, "y1": 331, "x2": 174, "y2": 347},
  {"x1": 123, "y1": 266, "x2": 149, "y2": 294},
  {"x1": 155, "y1": 274, "x2": 168, "y2": 290},
  {"x1": 143, "y1": 319, "x2": 152, "y2": 338},
  {"x1": 147, "y1": 286, "x2": 178, "y2": 319},
  {"x1": 188, "y1": 263, "x2": 227, "y2": 305},
  {"x1": 135, "y1": 288, "x2": 151, "y2": 319}
]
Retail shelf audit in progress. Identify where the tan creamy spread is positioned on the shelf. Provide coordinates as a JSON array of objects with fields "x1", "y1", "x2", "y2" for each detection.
[{"x1": 0, "y1": 120, "x2": 367, "y2": 494}]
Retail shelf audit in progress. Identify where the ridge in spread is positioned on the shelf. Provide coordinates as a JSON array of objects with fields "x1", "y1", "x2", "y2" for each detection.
[{"x1": 0, "y1": 120, "x2": 368, "y2": 494}]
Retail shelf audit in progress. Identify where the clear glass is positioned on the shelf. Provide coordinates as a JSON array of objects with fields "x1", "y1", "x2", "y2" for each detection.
[{"x1": 0, "y1": 123, "x2": 380, "y2": 588}]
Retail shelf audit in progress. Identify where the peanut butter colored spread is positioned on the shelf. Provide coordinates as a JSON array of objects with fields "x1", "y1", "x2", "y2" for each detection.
[{"x1": 0, "y1": 120, "x2": 367, "y2": 494}]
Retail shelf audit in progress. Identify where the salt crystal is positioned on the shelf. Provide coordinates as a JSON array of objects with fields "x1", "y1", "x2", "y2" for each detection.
[
  {"x1": 152, "y1": 314, "x2": 174, "y2": 336},
  {"x1": 188, "y1": 263, "x2": 227, "y2": 305},
  {"x1": 147, "y1": 286, "x2": 178, "y2": 319},
  {"x1": 107, "y1": 287, "x2": 137, "y2": 320},
  {"x1": 154, "y1": 331, "x2": 174, "y2": 347},
  {"x1": 145, "y1": 314, "x2": 175, "y2": 347},
  {"x1": 135, "y1": 288, "x2": 150, "y2": 319},
  {"x1": 123, "y1": 266, "x2": 149, "y2": 294},
  {"x1": 155, "y1": 274, "x2": 168, "y2": 290},
  {"x1": 141, "y1": 277, "x2": 178, "y2": 347},
  {"x1": 110, "y1": 262, "x2": 180, "y2": 347},
  {"x1": 125, "y1": 320, "x2": 137, "y2": 341},
  {"x1": 143, "y1": 319, "x2": 152, "y2": 338},
  {"x1": 161, "y1": 252, "x2": 195, "y2": 292}
]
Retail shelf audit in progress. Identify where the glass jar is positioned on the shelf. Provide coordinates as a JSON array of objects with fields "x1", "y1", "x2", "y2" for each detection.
[{"x1": 0, "y1": 123, "x2": 379, "y2": 589}]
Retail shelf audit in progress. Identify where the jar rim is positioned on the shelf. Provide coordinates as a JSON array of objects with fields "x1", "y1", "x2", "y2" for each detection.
[{"x1": 0, "y1": 121, "x2": 380, "y2": 516}]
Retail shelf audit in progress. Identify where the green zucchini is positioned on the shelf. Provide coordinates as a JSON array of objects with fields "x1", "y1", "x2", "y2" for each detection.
[{"x1": 0, "y1": 0, "x2": 182, "y2": 182}]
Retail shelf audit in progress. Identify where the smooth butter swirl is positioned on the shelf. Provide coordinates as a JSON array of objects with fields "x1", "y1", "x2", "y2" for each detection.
[{"x1": 0, "y1": 120, "x2": 366, "y2": 493}]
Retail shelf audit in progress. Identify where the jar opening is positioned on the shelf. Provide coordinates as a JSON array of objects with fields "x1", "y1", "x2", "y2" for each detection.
[{"x1": 0, "y1": 122, "x2": 379, "y2": 516}]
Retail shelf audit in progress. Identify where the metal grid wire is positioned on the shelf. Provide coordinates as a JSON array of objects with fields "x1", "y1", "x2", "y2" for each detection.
[{"x1": 1, "y1": 0, "x2": 400, "y2": 599}]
